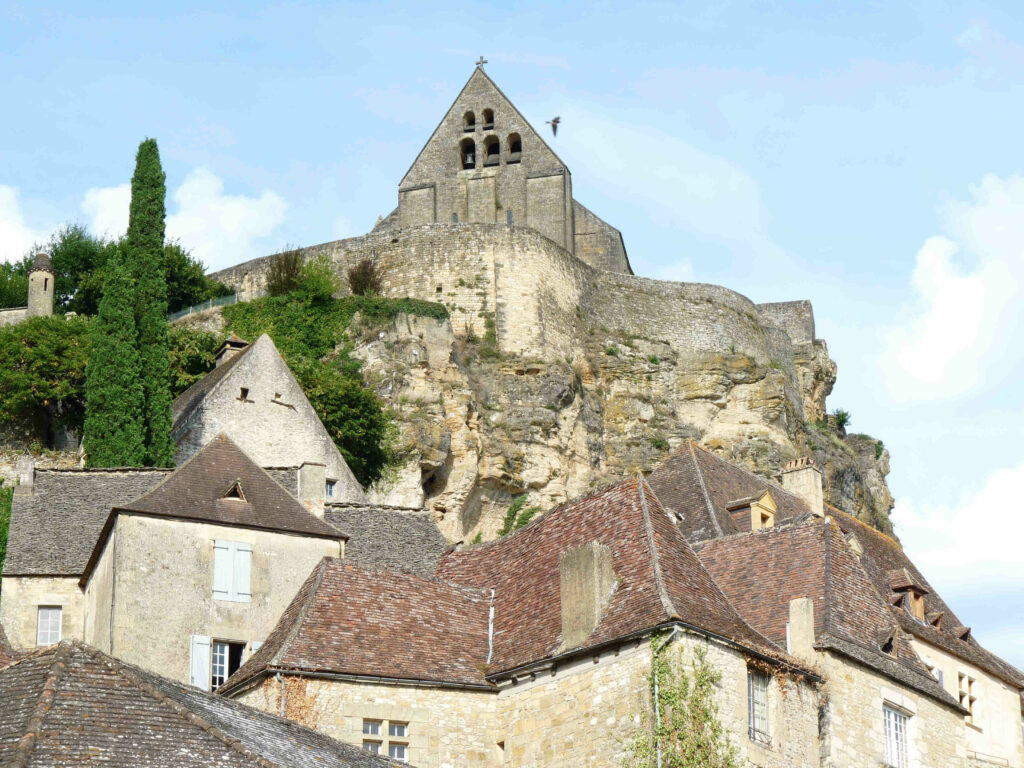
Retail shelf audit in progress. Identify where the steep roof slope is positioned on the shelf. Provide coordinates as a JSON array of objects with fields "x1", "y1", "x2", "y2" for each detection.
[
  {"x1": 0, "y1": 625, "x2": 15, "y2": 668},
  {"x1": 436, "y1": 477, "x2": 801, "y2": 675},
  {"x1": 0, "y1": 641, "x2": 401, "y2": 767},
  {"x1": 698, "y1": 518, "x2": 957, "y2": 707},
  {"x1": 3, "y1": 468, "x2": 170, "y2": 576},
  {"x1": 647, "y1": 442, "x2": 811, "y2": 542},
  {"x1": 832, "y1": 508, "x2": 1024, "y2": 689},
  {"x1": 324, "y1": 503, "x2": 448, "y2": 576},
  {"x1": 171, "y1": 339, "x2": 252, "y2": 427},
  {"x1": 221, "y1": 559, "x2": 492, "y2": 693}
]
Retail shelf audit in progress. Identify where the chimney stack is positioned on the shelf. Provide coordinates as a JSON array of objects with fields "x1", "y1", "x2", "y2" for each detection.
[
  {"x1": 788, "y1": 597, "x2": 816, "y2": 662},
  {"x1": 14, "y1": 455, "x2": 35, "y2": 497},
  {"x1": 298, "y1": 462, "x2": 327, "y2": 518},
  {"x1": 215, "y1": 335, "x2": 249, "y2": 368},
  {"x1": 782, "y1": 457, "x2": 823, "y2": 517}
]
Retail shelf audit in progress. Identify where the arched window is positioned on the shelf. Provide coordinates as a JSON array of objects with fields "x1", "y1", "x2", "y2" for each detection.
[
  {"x1": 463, "y1": 111, "x2": 476, "y2": 131},
  {"x1": 459, "y1": 138, "x2": 476, "y2": 170},
  {"x1": 482, "y1": 109, "x2": 494, "y2": 129},
  {"x1": 507, "y1": 133, "x2": 522, "y2": 164},
  {"x1": 483, "y1": 136, "x2": 500, "y2": 167}
]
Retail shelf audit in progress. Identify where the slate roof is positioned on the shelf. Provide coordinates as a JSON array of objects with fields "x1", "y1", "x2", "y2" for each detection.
[
  {"x1": 832, "y1": 508, "x2": 1024, "y2": 689},
  {"x1": 3, "y1": 468, "x2": 170, "y2": 576},
  {"x1": 324, "y1": 503, "x2": 448, "y2": 576},
  {"x1": 696, "y1": 517, "x2": 957, "y2": 708},
  {"x1": 0, "y1": 625, "x2": 15, "y2": 668},
  {"x1": 436, "y1": 477, "x2": 807, "y2": 677},
  {"x1": 171, "y1": 339, "x2": 252, "y2": 428},
  {"x1": 0, "y1": 641, "x2": 403, "y2": 767},
  {"x1": 647, "y1": 442, "x2": 812, "y2": 543},
  {"x1": 221, "y1": 559, "x2": 492, "y2": 693},
  {"x1": 29, "y1": 252, "x2": 52, "y2": 273}
]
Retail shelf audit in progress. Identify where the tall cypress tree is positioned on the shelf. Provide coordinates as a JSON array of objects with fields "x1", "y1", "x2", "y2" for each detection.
[
  {"x1": 83, "y1": 249, "x2": 146, "y2": 467},
  {"x1": 126, "y1": 138, "x2": 174, "y2": 467}
]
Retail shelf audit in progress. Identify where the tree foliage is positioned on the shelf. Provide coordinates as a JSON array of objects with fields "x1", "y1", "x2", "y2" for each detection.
[
  {"x1": 0, "y1": 482, "x2": 11, "y2": 581},
  {"x1": 266, "y1": 247, "x2": 303, "y2": 297},
  {"x1": 299, "y1": 254, "x2": 340, "y2": 301},
  {"x1": 126, "y1": 138, "x2": 174, "y2": 467},
  {"x1": 83, "y1": 252, "x2": 146, "y2": 467},
  {"x1": 624, "y1": 637, "x2": 741, "y2": 768},
  {"x1": 168, "y1": 325, "x2": 223, "y2": 397},
  {"x1": 347, "y1": 258, "x2": 383, "y2": 296},
  {"x1": 0, "y1": 258, "x2": 30, "y2": 310}
]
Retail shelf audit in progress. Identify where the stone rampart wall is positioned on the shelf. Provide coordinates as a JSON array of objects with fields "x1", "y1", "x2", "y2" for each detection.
[
  {"x1": 757, "y1": 300, "x2": 815, "y2": 344},
  {"x1": 0, "y1": 306, "x2": 28, "y2": 328}
]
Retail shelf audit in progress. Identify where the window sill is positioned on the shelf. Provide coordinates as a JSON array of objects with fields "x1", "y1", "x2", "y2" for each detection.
[{"x1": 965, "y1": 721, "x2": 984, "y2": 733}]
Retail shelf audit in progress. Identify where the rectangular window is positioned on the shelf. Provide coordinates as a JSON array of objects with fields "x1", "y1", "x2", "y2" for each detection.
[
  {"x1": 388, "y1": 743, "x2": 408, "y2": 762},
  {"x1": 36, "y1": 606, "x2": 62, "y2": 646},
  {"x1": 883, "y1": 706, "x2": 909, "y2": 768},
  {"x1": 210, "y1": 640, "x2": 245, "y2": 690},
  {"x1": 747, "y1": 669, "x2": 770, "y2": 745},
  {"x1": 213, "y1": 540, "x2": 252, "y2": 602},
  {"x1": 362, "y1": 720, "x2": 381, "y2": 736},
  {"x1": 389, "y1": 722, "x2": 408, "y2": 738},
  {"x1": 325, "y1": 479, "x2": 336, "y2": 498},
  {"x1": 362, "y1": 741, "x2": 381, "y2": 754}
]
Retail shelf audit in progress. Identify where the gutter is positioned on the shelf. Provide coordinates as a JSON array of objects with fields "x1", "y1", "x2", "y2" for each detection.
[{"x1": 222, "y1": 668, "x2": 496, "y2": 698}]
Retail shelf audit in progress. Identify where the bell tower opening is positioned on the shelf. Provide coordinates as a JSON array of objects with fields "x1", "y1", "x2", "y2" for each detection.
[
  {"x1": 459, "y1": 138, "x2": 476, "y2": 170},
  {"x1": 483, "y1": 136, "x2": 500, "y2": 167}
]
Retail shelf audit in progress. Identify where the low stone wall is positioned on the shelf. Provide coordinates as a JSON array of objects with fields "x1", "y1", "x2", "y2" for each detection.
[{"x1": 0, "y1": 306, "x2": 28, "y2": 328}]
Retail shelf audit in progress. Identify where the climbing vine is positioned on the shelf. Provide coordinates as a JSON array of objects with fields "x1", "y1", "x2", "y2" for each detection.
[{"x1": 623, "y1": 634, "x2": 742, "y2": 768}]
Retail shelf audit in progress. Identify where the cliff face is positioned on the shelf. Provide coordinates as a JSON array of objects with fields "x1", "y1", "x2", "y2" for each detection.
[{"x1": 353, "y1": 311, "x2": 894, "y2": 542}]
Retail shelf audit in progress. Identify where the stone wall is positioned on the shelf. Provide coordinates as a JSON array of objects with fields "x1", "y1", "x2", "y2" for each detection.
[
  {"x1": 0, "y1": 306, "x2": 27, "y2": 328},
  {"x1": 0, "y1": 575, "x2": 85, "y2": 651},
  {"x1": 818, "y1": 650, "x2": 967, "y2": 767},
  {"x1": 85, "y1": 514, "x2": 340, "y2": 685},
  {"x1": 573, "y1": 200, "x2": 631, "y2": 275},
  {"x1": 757, "y1": 301, "x2": 815, "y2": 345}
]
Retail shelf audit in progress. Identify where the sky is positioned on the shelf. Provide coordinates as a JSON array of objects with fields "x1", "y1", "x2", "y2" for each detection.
[{"x1": 1, "y1": 1, "x2": 1021, "y2": 668}]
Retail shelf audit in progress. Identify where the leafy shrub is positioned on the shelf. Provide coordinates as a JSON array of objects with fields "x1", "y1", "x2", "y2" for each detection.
[
  {"x1": 647, "y1": 355, "x2": 659, "y2": 365},
  {"x1": 875, "y1": 439, "x2": 885, "y2": 460},
  {"x1": 605, "y1": 346, "x2": 619, "y2": 356},
  {"x1": 650, "y1": 438, "x2": 668, "y2": 450},
  {"x1": 266, "y1": 247, "x2": 303, "y2": 297},
  {"x1": 298, "y1": 254, "x2": 340, "y2": 301},
  {"x1": 498, "y1": 495, "x2": 542, "y2": 536},
  {"x1": 168, "y1": 326, "x2": 223, "y2": 397},
  {"x1": 0, "y1": 482, "x2": 10, "y2": 579},
  {"x1": 347, "y1": 258, "x2": 383, "y2": 296},
  {"x1": 832, "y1": 409, "x2": 852, "y2": 430}
]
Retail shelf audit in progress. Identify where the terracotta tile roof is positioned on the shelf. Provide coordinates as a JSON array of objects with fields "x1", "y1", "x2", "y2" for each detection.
[
  {"x1": 436, "y1": 477, "x2": 804, "y2": 676},
  {"x1": 221, "y1": 559, "x2": 492, "y2": 693},
  {"x1": 324, "y1": 504, "x2": 448, "y2": 576},
  {"x1": 171, "y1": 340, "x2": 252, "y2": 427},
  {"x1": 647, "y1": 442, "x2": 812, "y2": 543},
  {"x1": 697, "y1": 517, "x2": 958, "y2": 708},
  {"x1": 832, "y1": 509, "x2": 1024, "y2": 689},
  {"x1": 0, "y1": 641, "x2": 404, "y2": 767},
  {"x1": 3, "y1": 468, "x2": 170, "y2": 576}
]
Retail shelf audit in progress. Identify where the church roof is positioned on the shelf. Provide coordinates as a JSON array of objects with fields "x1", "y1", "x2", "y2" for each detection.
[
  {"x1": 221, "y1": 559, "x2": 493, "y2": 693},
  {"x1": 647, "y1": 442, "x2": 814, "y2": 542},
  {"x1": 80, "y1": 435, "x2": 343, "y2": 584},
  {"x1": 3, "y1": 468, "x2": 171, "y2": 576},
  {"x1": 0, "y1": 641, "x2": 397, "y2": 767},
  {"x1": 324, "y1": 503, "x2": 448, "y2": 577}
]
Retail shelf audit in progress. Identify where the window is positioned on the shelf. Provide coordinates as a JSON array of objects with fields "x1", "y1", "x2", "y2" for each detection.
[
  {"x1": 482, "y1": 108, "x2": 494, "y2": 129},
  {"x1": 362, "y1": 719, "x2": 408, "y2": 761},
  {"x1": 36, "y1": 606, "x2": 61, "y2": 646},
  {"x1": 507, "y1": 133, "x2": 522, "y2": 163},
  {"x1": 463, "y1": 111, "x2": 476, "y2": 131},
  {"x1": 506, "y1": 209, "x2": 514, "y2": 226},
  {"x1": 325, "y1": 479, "x2": 336, "y2": 498},
  {"x1": 238, "y1": 387, "x2": 250, "y2": 402},
  {"x1": 747, "y1": 670, "x2": 770, "y2": 745},
  {"x1": 389, "y1": 743, "x2": 408, "y2": 762},
  {"x1": 363, "y1": 720, "x2": 381, "y2": 736},
  {"x1": 389, "y1": 722, "x2": 408, "y2": 738},
  {"x1": 452, "y1": 212, "x2": 459, "y2": 223},
  {"x1": 906, "y1": 589, "x2": 925, "y2": 621},
  {"x1": 883, "y1": 706, "x2": 909, "y2": 768},
  {"x1": 213, "y1": 540, "x2": 252, "y2": 602},
  {"x1": 959, "y1": 672, "x2": 977, "y2": 724},
  {"x1": 459, "y1": 138, "x2": 476, "y2": 170},
  {"x1": 483, "y1": 136, "x2": 500, "y2": 166},
  {"x1": 211, "y1": 640, "x2": 245, "y2": 690},
  {"x1": 362, "y1": 741, "x2": 381, "y2": 754}
]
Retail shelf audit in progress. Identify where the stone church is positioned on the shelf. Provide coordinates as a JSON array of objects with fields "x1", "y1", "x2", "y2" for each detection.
[{"x1": 1, "y1": 65, "x2": 1022, "y2": 768}]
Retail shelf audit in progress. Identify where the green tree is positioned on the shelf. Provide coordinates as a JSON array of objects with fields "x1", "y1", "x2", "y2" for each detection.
[
  {"x1": 0, "y1": 258, "x2": 30, "y2": 309},
  {"x1": 164, "y1": 240, "x2": 232, "y2": 313},
  {"x1": 125, "y1": 138, "x2": 174, "y2": 466},
  {"x1": 0, "y1": 482, "x2": 11, "y2": 585},
  {"x1": 83, "y1": 252, "x2": 146, "y2": 467},
  {"x1": 168, "y1": 325, "x2": 223, "y2": 396}
]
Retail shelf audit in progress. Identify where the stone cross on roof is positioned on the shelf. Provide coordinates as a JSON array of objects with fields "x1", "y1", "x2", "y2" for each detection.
[{"x1": 476, "y1": 55, "x2": 487, "y2": 69}]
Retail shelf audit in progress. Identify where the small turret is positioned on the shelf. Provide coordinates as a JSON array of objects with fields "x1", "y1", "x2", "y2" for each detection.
[{"x1": 27, "y1": 252, "x2": 54, "y2": 318}]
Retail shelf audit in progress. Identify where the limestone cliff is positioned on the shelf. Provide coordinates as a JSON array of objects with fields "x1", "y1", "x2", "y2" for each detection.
[{"x1": 351, "y1": 310, "x2": 894, "y2": 542}]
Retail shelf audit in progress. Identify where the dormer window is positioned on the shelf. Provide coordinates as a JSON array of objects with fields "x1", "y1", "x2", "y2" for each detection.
[
  {"x1": 727, "y1": 491, "x2": 776, "y2": 532},
  {"x1": 482, "y1": 108, "x2": 494, "y2": 129},
  {"x1": 906, "y1": 589, "x2": 925, "y2": 621},
  {"x1": 223, "y1": 481, "x2": 245, "y2": 502},
  {"x1": 887, "y1": 568, "x2": 928, "y2": 622}
]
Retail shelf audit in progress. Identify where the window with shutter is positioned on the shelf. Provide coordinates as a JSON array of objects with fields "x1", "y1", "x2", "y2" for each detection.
[
  {"x1": 213, "y1": 541, "x2": 232, "y2": 600},
  {"x1": 212, "y1": 540, "x2": 253, "y2": 602},
  {"x1": 233, "y1": 542, "x2": 252, "y2": 603},
  {"x1": 190, "y1": 635, "x2": 212, "y2": 690}
]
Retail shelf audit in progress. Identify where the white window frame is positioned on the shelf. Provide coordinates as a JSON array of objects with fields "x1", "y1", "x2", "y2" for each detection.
[
  {"x1": 883, "y1": 705, "x2": 910, "y2": 768},
  {"x1": 388, "y1": 742, "x2": 408, "y2": 762},
  {"x1": 362, "y1": 741, "x2": 381, "y2": 754},
  {"x1": 362, "y1": 719, "x2": 381, "y2": 736},
  {"x1": 36, "y1": 606, "x2": 62, "y2": 646},
  {"x1": 747, "y1": 669, "x2": 771, "y2": 745},
  {"x1": 325, "y1": 479, "x2": 337, "y2": 498},
  {"x1": 213, "y1": 540, "x2": 252, "y2": 602}
]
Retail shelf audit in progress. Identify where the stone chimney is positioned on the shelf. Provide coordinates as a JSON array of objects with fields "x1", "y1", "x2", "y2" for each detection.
[
  {"x1": 559, "y1": 542, "x2": 616, "y2": 651},
  {"x1": 215, "y1": 335, "x2": 249, "y2": 368},
  {"x1": 297, "y1": 462, "x2": 326, "y2": 518},
  {"x1": 14, "y1": 455, "x2": 35, "y2": 497},
  {"x1": 788, "y1": 596, "x2": 816, "y2": 662},
  {"x1": 782, "y1": 457, "x2": 823, "y2": 517}
]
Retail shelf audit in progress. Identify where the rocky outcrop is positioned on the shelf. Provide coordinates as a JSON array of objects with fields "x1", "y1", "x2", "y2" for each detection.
[{"x1": 353, "y1": 312, "x2": 894, "y2": 543}]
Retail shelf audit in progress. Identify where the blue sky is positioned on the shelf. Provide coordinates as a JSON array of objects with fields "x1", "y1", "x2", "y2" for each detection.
[{"x1": 1, "y1": 1, "x2": 1021, "y2": 667}]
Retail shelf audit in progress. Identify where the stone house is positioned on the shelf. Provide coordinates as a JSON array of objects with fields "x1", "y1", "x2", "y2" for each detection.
[
  {"x1": 220, "y1": 477, "x2": 822, "y2": 768},
  {"x1": 171, "y1": 333, "x2": 365, "y2": 505},
  {"x1": 0, "y1": 640, "x2": 404, "y2": 767},
  {"x1": 648, "y1": 443, "x2": 1024, "y2": 768}
]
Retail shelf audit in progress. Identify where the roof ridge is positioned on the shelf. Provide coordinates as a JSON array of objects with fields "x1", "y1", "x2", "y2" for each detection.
[
  {"x1": 75, "y1": 642, "x2": 280, "y2": 768},
  {"x1": 269, "y1": 558, "x2": 331, "y2": 669},
  {"x1": 687, "y1": 442, "x2": 723, "y2": 537},
  {"x1": 332, "y1": 558, "x2": 491, "y2": 598},
  {"x1": 11, "y1": 642, "x2": 72, "y2": 768},
  {"x1": 637, "y1": 476, "x2": 679, "y2": 621}
]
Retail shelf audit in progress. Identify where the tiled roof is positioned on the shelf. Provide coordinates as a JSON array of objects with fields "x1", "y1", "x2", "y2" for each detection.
[
  {"x1": 647, "y1": 442, "x2": 812, "y2": 543},
  {"x1": 171, "y1": 340, "x2": 252, "y2": 427},
  {"x1": 3, "y1": 468, "x2": 170, "y2": 576},
  {"x1": 697, "y1": 518, "x2": 958, "y2": 708},
  {"x1": 832, "y1": 509, "x2": 1024, "y2": 689},
  {"x1": 436, "y1": 477, "x2": 804, "y2": 676},
  {"x1": 221, "y1": 559, "x2": 492, "y2": 693},
  {"x1": 0, "y1": 625, "x2": 15, "y2": 668},
  {"x1": 0, "y1": 641, "x2": 403, "y2": 767},
  {"x1": 324, "y1": 504, "x2": 448, "y2": 576}
]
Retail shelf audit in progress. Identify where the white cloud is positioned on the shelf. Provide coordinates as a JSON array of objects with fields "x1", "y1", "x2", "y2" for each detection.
[
  {"x1": 0, "y1": 186, "x2": 46, "y2": 263},
  {"x1": 879, "y1": 174, "x2": 1024, "y2": 400},
  {"x1": 82, "y1": 169, "x2": 288, "y2": 270},
  {"x1": 82, "y1": 183, "x2": 130, "y2": 239}
]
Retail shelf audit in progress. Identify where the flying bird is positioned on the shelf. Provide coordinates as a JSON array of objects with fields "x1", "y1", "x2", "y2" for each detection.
[{"x1": 546, "y1": 117, "x2": 561, "y2": 137}]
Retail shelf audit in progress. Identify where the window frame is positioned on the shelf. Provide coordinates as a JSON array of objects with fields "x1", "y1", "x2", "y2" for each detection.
[
  {"x1": 883, "y1": 705, "x2": 910, "y2": 768},
  {"x1": 36, "y1": 605, "x2": 62, "y2": 647},
  {"x1": 325, "y1": 479, "x2": 336, "y2": 498},
  {"x1": 747, "y1": 668, "x2": 771, "y2": 745},
  {"x1": 210, "y1": 639, "x2": 245, "y2": 691},
  {"x1": 388, "y1": 742, "x2": 408, "y2": 762}
]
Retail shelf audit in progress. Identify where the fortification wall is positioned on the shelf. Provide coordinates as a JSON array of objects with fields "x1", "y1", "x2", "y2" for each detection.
[
  {"x1": 757, "y1": 300, "x2": 815, "y2": 344},
  {"x1": 0, "y1": 307, "x2": 28, "y2": 328},
  {"x1": 573, "y1": 200, "x2": 631, "y2": 274}
]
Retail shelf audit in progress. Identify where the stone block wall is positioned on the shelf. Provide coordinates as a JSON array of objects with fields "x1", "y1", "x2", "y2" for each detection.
[
  {"x1": 757, "y1": 301, "x2": 815, "y2": 345},
  {"x1": 573, "y1": 200, "x2": 631, "y2": 274},
  {"x1": 0, "y1": 306, "x2": 28, "y2": 327},
  {"x1": 0, "y1": 575, "x2": 85, "y2": 650}
]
